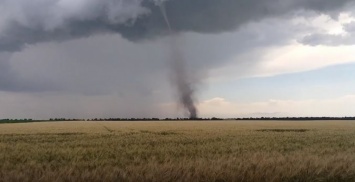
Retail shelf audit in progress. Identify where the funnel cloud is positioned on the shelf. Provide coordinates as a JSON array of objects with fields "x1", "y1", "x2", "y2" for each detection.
[{"x1": 160, "y1": 3, "x2": 197, "y2": 118}]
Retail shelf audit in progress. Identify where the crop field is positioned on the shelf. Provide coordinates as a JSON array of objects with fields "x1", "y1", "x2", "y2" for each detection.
[{"x1": 1, "y1": 121, "x2": 355, "y2": 181}]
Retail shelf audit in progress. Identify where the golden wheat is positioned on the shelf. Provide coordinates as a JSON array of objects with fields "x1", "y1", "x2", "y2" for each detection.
[{"x1": 0, "y1": 121, "x2": 355, "y2": 181}]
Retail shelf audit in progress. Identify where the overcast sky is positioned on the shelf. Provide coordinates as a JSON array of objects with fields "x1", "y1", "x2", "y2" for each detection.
[{"x1": 1, "y1": 0, "x2": 355, "y2": 119}]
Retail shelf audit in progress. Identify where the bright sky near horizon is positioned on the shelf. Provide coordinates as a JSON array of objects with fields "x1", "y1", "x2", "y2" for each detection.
[{"x1": 1, "y1": 0, "x2": 355, "y2": 119}]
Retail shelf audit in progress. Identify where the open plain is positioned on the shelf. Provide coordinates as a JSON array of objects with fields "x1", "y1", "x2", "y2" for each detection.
[{"x1": 1, "y1": 121, "x2": 355, "y2": 181}]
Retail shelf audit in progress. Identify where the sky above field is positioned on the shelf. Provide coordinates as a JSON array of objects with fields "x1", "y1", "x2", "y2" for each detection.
[{"x1": 1, "y1": 0, "x2": 355, "y2": 119}]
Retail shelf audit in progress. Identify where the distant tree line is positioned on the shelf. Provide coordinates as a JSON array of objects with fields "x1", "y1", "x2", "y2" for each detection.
[
  {"x1": 49, "y1": 118, "x2": 84, "y2": 121},
  {"x1": 88, "y1": 118, "x2": 161, "y2": 121},
  {"x1": 86, "y1": 117, "x2": 355, "y2": 121},
  {"x1": 2, "y1": 117, "x2": 355, "y2": 123},
  {"x1": 0, "y1": 118, "x2": 33, "y2": 121},
  {"x1": 0, "y1": 118, "x2": 34, "y2": 124},
  {"x1": 234, "y1": 117, "x2": 355, "y2": 121},
  {"x1": 87, "y1": 117, "x2": 224, "y2": 121},
  {"x1": 87, "y1": 117, "x2": 355, "y2": 121}
]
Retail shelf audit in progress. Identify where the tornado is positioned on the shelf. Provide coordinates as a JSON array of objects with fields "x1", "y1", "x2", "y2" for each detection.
[{"x1": 160, "y1": 3, "x2": 198, "y2": 119}]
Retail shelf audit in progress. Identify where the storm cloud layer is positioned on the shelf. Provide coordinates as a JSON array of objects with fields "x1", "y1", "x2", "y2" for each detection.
[
  {"x1": 0, "y1": 0, "x2": 354, "y2": 52},
  {"x1": 1, "y1": 0, "x2": 355, "y2": 119}
]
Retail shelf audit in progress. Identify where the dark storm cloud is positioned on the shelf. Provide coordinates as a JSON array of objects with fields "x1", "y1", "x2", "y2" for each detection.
[
  {"x1": 0, "y1": 53, "x2": 14, "y2": 89},
  {"x1": 0, "y1": 52, "x2": 59, "y2": 92},
  {"x1": 3, "y1": 35, "x2": 171, "y2": 94},
  {"x1": 0, "y1": 0, "x2": 353, "y2": 52}
]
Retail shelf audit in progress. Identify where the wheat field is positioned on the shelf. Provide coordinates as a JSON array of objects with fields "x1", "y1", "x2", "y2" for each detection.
[{"x1": 0, "y1": 121, "x2": 355, "y2": 181}]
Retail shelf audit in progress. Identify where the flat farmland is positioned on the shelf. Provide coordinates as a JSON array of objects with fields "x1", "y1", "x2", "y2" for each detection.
[{"x1": 1, "y1": 121, "x2": 355, "y2": 181}]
